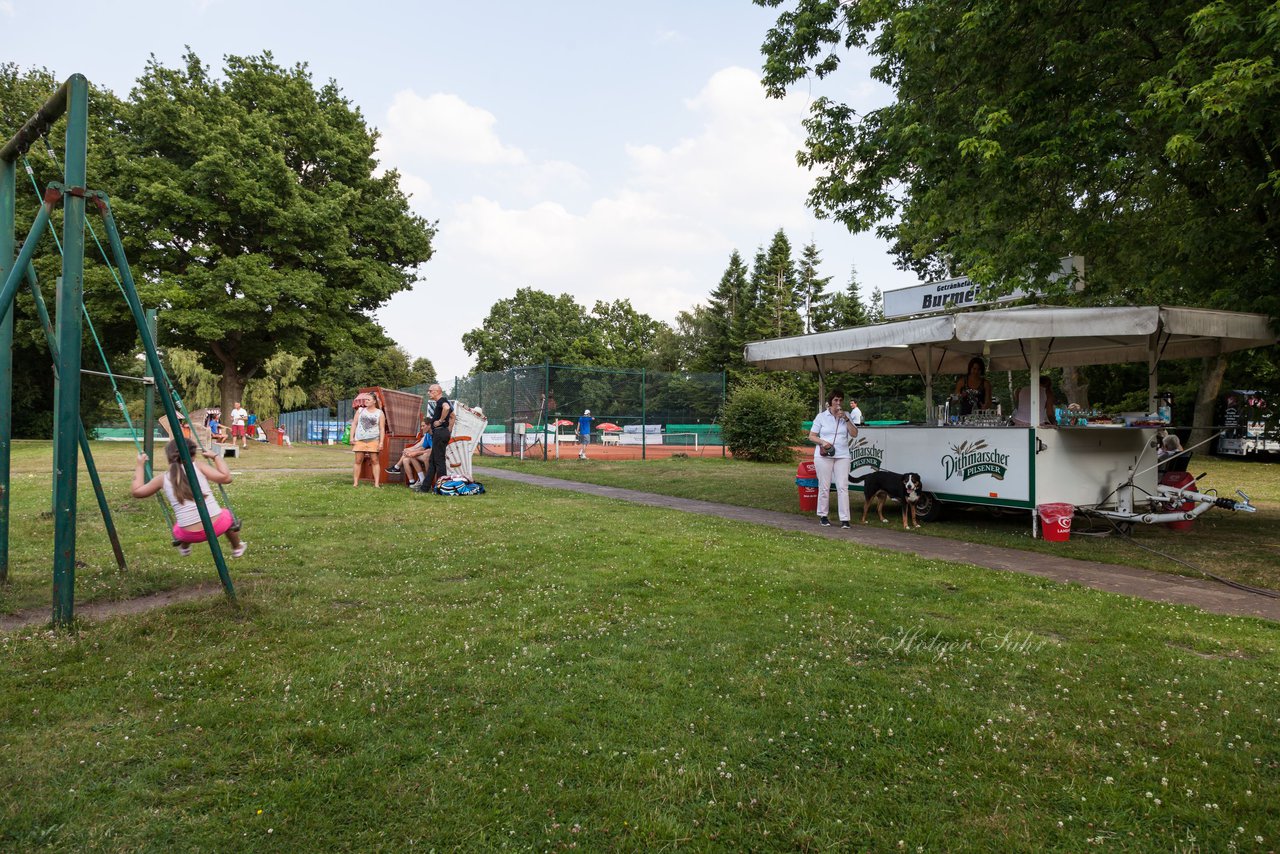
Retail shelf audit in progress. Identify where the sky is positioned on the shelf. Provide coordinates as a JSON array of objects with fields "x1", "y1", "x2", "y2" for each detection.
[{"x1": 3, "y1": 0, "x2": 921, "y2": 382}]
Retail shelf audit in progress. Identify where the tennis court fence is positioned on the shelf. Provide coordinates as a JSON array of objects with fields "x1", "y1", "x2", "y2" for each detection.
[{"x1": 276, "y1": 364, "x2": 727, "y2": 460}]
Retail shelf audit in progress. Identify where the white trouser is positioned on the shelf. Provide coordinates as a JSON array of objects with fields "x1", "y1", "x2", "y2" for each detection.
[{"x1": 814, "y1": 454, "x2": 851, "y2": 521}]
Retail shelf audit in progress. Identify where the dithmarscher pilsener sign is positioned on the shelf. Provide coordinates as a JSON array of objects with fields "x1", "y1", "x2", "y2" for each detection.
[{"x1": 882, "y1": 256, "x2": 1084, "y2": 320}]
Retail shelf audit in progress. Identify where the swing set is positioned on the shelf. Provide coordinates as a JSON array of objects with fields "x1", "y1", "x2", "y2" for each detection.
[{"x1": 1, "y1": 75, "x2": 240, "y2": 626}]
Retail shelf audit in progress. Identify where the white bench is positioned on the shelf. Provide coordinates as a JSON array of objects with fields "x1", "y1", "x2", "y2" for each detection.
[{"x1": 600, "y1": 432, "x2": 620, "y2": 446}]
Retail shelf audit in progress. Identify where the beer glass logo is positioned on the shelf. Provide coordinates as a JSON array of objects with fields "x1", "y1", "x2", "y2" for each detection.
[{"x1": 942, "y1": 439, "x2": 1010, "y2": 481}]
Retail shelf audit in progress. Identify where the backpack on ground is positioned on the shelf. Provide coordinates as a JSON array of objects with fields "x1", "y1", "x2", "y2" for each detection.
[{"x1": 433, "y1": 477, "x2": 485, "y2": 496}]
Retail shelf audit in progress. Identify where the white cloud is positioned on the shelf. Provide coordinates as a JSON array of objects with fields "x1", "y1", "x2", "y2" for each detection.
[
  {"x1": 510, "y1": 159, "x2": 591, "y2": 200},
  {"x1": 379, "y1": 67, "x2": 915, "y2": 381},
  {"x1": 395, "y1": 173, "x2": 434, "y2": 208},
  {"x1": 382, "y1": 90, "x2": 526, "y2": 167}
]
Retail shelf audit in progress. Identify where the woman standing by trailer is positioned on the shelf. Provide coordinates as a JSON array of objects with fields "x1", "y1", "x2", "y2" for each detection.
[{"x1": 808, "y1": 390, "x2": 858, "y2": 528}]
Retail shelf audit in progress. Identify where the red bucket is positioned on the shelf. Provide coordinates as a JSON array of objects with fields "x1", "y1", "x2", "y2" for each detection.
[
  {"x1": 1037, "y1": 503, "x2": 1074, "y2": 541},
  {"x1": 796, "y1": 460, "x2": 819, "y2": 512}
]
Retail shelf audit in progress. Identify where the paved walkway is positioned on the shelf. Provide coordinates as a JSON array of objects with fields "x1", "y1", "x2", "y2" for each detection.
[{"x1": 476, "y1": 466, "x2": 1280, "y2": 623}]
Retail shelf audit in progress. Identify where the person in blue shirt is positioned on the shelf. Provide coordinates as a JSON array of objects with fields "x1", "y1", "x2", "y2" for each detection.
[
  {"x1": 387, "y1": 413, "x2": 433, "y2": 487},
  {"x1": 577, "y1": 409, "x2": 593, "y2": 459}
]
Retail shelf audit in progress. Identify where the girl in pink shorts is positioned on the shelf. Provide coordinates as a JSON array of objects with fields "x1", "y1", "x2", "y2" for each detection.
[{"x1": 132, "y1": 438, "x2": 247, "y2": 558}]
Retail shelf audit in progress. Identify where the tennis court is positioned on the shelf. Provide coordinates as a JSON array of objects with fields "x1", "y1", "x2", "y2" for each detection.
[{"x1": 481, "y1": 431, "x2": 726, "y2": 461}]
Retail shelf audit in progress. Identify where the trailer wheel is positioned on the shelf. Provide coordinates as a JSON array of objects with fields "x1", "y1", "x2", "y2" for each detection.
[{"x1": 914, "y1": 491, "x2": 945, "y2": 523}]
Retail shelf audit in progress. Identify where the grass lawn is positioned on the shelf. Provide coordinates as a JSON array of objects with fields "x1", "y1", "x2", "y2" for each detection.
[
  {"x1": 475, "y1": 451, "x2": 1280, "y2": 592},
  {"x1": 1, "y1": 441, "x2": 1278, "y2": 850}
]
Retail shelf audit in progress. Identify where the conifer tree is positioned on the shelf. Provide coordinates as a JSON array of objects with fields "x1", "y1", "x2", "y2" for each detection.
[
  {"x1": 745, "y1": 229, "x2": 802, "y2": 341},
  {"x1": 826, "y1": 266, "x2": 871, "y2": 330},
  {"x1": 698, "y1": 250, "x2": 750, "y2": 372},
  {"x1": 796, "y1": 241, "x2": 834, "y2": 333},
  {"x1": 868, "y1": 287, "x2": 885, "y2": 323}
]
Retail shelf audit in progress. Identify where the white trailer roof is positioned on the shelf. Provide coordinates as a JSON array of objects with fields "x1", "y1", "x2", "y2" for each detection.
[{"x1": 743, "y1": 305, "x2": 1277, "y2": 375}]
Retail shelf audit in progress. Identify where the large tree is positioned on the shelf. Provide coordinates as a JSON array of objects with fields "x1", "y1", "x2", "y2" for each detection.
[
  {"x1": 589, "y1": 299, "x2": 667, "y2": 368},
  {"x1": 113, "y1": 51, "x2": 436, "y2": 415},
  {"x1": 313, "y1": 343, "x2": 429, "y2": 407},
  {"x1": 796, "y1": 240, "x2": 833, "y2": 333},
  {"x1": 755, "y1": 0, "x2": 1278, "y2": 311},
  {"x1": 462, "y1": 287, "x2": 596, "y2": 372},
  {"x1": 744, "y1": 229, "x2": 802, "y2": 341},
  {"x1": 462, "y1": 288, "x2": 671, "y2": 372},
  {"x1": 2, "y1": 65, "x2": 139, "y2": 437},
  {"x1": 756, "y1": 0, "x2": 1279, "y2": 430},
  {"x1": 823, "y1": 265, "x2": 869, "y2": 331},
  {"x1": 695, "y1": 250, "x2": 751, "y2": 373}
]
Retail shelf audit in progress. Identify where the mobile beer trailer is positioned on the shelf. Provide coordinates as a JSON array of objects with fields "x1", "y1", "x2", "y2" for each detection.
[{"x1": 745, "y1": 305, "x2": 1275, "y2": 534}]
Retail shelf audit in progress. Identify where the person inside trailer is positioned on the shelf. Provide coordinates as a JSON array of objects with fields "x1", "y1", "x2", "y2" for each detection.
[
  {"x1": 1158, "y1": 433, "x2": 1184, "y2": 460},
  {"x1": 1012, "y1": 376, "x2": 1056, "y2": 426},
  {"x1": 952, "y1": 356, "x2": 993, "y2": 416},
  {"x1": 1156, "y1": 433, "x2": 1192, "y2": 473}
]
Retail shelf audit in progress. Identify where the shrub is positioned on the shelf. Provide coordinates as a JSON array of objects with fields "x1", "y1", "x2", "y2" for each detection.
[{"x1": 721, "y1": 377, "x2": 808, "y2": 462}]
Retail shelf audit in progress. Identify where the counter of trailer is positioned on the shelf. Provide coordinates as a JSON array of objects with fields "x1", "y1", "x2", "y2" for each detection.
[{"x1": 846, "y1": 423, "x2": 1159, "y2": 513}]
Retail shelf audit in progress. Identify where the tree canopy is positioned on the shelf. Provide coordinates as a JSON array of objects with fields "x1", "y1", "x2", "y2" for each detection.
[
  {"x1": 2, "y1": 66, "x2": 139, "y2": 436},
  {"x1": 755, "y1": 0, "x2": 1279, "y2": 316},
  {"x1": 114, "y1": 51, "x2": 436, "y2": 413}
]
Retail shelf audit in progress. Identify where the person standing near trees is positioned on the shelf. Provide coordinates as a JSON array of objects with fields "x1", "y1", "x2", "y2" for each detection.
[
  {"x1": 349, "y1": 392, "x2": 386, "y2": 488},
  {"x1": 230, "y1": 401, "x2": 249, "y2": 449},
  {"x1": 418, "y1": 384, "x2": 454, "y2": 492},
  {"x1": 808, "y1": 390, "x2": 858, "y2": 528}
]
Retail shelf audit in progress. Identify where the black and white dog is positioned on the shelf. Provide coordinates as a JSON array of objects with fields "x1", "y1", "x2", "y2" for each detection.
[{"x1": 849, "y1": 469, "x2": 924, "y2": 529}]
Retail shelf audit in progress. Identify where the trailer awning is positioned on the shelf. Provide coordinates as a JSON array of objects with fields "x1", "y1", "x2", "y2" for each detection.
[{"x1": 743, "y1": 305, "x2": 1277, "y2": 375}]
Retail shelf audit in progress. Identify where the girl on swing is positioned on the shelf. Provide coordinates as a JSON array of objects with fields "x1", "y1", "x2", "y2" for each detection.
[{"x1": 132, "y1": 438, "x2": 247, "y2": 558}]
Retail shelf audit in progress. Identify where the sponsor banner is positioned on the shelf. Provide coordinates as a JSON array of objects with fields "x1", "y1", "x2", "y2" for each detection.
[
  {"x1": 883, "y1": 256, "x2": 1083, "y2": 319},
  {"x1": 848, "y1": 436, "x2": 884, "y2": 473},
  {"x1": 851, "y1": 426, "x2": 1031, "y2": 503}
]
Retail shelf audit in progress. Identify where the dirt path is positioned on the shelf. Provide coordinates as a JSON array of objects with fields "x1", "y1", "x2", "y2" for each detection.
[{"x1": 0, "y1": 582, "x2": 227, "y2": 631}]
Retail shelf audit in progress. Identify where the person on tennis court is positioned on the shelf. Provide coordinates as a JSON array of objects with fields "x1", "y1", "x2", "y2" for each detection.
[
  {"x1": 577, "y1": 409, "x2": 593, "y2": 459},
  {"x1": 132, "y1": 437, "x2": 246, "y2": 558}
]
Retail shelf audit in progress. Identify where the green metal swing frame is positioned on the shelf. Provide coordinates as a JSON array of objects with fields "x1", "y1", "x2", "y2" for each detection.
[{"x1": 1, "y1": 75, "x2": 236, "y2": 626}]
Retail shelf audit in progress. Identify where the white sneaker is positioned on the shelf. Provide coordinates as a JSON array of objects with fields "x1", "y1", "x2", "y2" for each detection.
[
  {"x1": 231, "y1": 542, "x2": 248, "y2": 558},
  {"x1": 178, "y1": 544, "x2": 192, "y2": 557}
]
